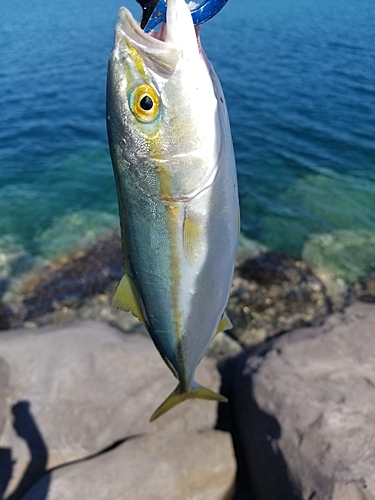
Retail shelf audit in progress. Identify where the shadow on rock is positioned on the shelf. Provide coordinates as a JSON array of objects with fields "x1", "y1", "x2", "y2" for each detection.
[
  {"x1": 217, "y1": 349, "x2": 301, "y2": 500},
  {"x1": 0, "y1": 401, "x2": 50, "y2": 500},
  {"x1": 0, "y1": 448, "x2": 13, "y2": 499}
]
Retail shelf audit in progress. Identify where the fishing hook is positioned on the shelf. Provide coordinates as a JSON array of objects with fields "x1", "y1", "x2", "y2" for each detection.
[{"x1": 138, "y1": 0, "x2": 229, "y2": 32}]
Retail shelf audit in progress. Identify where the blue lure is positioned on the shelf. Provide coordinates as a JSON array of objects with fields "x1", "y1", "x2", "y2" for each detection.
[{"x1": 141, "y1": 0, "x2": 229, "y2": 32}]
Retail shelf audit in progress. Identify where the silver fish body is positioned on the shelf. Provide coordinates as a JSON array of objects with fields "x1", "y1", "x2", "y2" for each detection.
[{"x1": 107, "y1": 0, "x2": 239, "y2": 420}]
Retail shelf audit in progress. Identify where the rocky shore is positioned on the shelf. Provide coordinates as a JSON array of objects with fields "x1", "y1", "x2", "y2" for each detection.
[
  {"x1": 0, "y1": 229, "x2": 364, "y2": 338},
  {"x1": 0, "y1": 230, "x2": 374, "y2": 499}
]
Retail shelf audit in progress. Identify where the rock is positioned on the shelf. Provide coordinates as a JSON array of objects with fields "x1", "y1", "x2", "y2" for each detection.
[
  {"x1": 226, "y1": 302, "x2": 375, "y2": 500},
  {"x1": 14, "y1": 290, "x2": 146, "y2": 335},
  {"x1": 228, "y1": 251, "x2": 348, "y2": 347},
  {"x1": 4, "y1": 230, "x2": 123, "y2": 324},
  {"x1": 22, "y1": 430, "x2": 236, "y2": 500},
  {"x1": 352, "y1": 271, "x2": 375, "y2": 304},
  {"x1": 0, "y1": 322, "x2": 222, "y2": 499},
  {"x1": 236, "y1": 234, "x2": 267, "y2": 266},
  {"x1": 0, "y1": 301, "x2": 11, "y2": 330}
]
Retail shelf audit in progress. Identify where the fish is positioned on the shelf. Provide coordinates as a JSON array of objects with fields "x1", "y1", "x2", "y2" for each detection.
[{"x1": 106, "y1": 0, "x2": 239, "y2": 421}]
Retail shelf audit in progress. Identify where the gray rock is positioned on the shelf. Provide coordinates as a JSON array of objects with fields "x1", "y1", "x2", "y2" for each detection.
[
  {"x1": 22, "y1": 430, "x2": 236, "y2": 500},
  {"x1": 0, "y1": 322, "x2": 222, "y2": 498},
  {"x1": 228, "y1": 302, "x2": 375, "y2": 500}
]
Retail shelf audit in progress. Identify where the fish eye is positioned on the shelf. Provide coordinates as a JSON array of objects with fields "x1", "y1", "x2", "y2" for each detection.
[
  {"x1": 130, "y1": 84, "x2": 159, "y2": 123},
  {"x1": 140, "y1": 95, "x2": 153, "y2": 111}
]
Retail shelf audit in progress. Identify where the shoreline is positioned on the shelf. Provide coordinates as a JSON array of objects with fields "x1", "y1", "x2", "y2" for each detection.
[{"x1": 1, "y1": 229, "x2": 373, "y2": 358}]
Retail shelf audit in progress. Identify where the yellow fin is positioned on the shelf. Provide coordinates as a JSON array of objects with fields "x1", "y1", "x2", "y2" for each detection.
[
  {"x1": 112, "y1": 274, "x2": 146, "y2": 326},
  {"x1": 150, "y1": 383, "x2": 228, "y2": 422},
  {"x1": 183, "y1": 210, "x2": 201, "y2": 264},
  {"x1": 216, "y1": 312, "x2": 233, "y2": 335}
]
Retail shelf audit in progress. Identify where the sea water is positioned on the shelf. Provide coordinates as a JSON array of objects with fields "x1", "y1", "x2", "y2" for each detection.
[{"x1": 0, "y1": 0, "x2": 374, "y2": 280}]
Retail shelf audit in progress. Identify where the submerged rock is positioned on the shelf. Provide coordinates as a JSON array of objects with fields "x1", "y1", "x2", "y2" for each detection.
[
  {"x1": 225, "y1": 302, "x2": 375, "y2": 500},
  {"x1": 35, "y1": 211, "x2": 119, "y2": 259},
  {"x1": 0, "y1": 237, "x2": 37, "y2": 299},
  {"x1": 4, "y1": 230, "x2": 123, "y2": 326},
  {"x1": 227, "y1": 251, "x2": 348, "y2": 347},
  {"x1": 262, "y1": 172, "x2": 375, "y2": 256},
  {"x1": 302, "y1": 229, "x2": 375, "y2": 284}
]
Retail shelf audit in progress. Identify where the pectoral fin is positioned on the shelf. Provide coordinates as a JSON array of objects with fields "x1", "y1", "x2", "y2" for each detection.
[
  {"x1": 215, "y1": 312, "x2": 233, "y2": 335},
  {"x1": 183, "y1": 210, "x2": 202, "y2": 264},
  {"x1": 112, "y1": 274, "x2": 146, "y2": 326}
]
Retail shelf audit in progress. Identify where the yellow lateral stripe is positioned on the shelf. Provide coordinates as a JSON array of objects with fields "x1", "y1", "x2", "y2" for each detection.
[
  {"x1": 166, "y1": 203, "x2": 185, "y2": 384},
  {"x1": 144, "y1": 79, "x2": 185, "y2": 385}
]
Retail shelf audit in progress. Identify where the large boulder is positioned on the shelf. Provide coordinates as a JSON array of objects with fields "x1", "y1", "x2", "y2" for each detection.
[
  {"x1": 22, "y1": 430, "x2": 235, "y2": 500},
  {"x1": 0, "y1": 322, "x2": 223, "y2": 499},
  {"x1": 226, "y1": 302, "x2": 375, "y2": 500}
]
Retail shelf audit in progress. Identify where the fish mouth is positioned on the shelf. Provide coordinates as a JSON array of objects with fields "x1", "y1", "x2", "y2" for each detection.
[
  {"x1": 117, "y1": 7, "x2": 170, "y2": 48},
  {"x1": 115, "y1": 8, "x2": 179, "y2": 75},
  {"x1": 115, "y1": 2, "x2": 200, "y2": 76}
]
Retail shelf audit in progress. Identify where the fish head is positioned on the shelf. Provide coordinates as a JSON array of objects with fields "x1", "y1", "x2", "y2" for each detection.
[{"x1": 107, "y1": 0, "x2": 227, "y2": 202}]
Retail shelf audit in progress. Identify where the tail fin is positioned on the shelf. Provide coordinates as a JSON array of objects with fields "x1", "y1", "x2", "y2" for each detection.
[{"x1": 150, "y1": 383, "x2": 228, "y2": 422}]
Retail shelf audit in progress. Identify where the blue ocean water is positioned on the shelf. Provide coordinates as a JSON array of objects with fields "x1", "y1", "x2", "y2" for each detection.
[{"x1": 0, "y1": 0, "x2": 374, "y2": 265}]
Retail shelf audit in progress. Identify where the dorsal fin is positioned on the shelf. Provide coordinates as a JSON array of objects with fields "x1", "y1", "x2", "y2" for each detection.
[{"x1": 112, "y1": 274, "x2": 146, "y2": 326}]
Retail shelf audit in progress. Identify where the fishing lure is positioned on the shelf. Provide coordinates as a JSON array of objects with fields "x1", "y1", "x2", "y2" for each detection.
[{"x1": 136, "y1": 0, "x2": 229, "y2": 31}]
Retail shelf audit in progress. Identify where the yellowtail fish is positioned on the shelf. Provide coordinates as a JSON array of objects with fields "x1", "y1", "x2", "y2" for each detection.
[{"x1": 106, "y1": 0, "x2": 239, "y2": 421}]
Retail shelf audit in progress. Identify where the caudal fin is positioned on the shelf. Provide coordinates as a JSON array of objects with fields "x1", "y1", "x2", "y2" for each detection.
[{"x1": 150, "y1": 383, "x2": 228, "y2": 422}]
